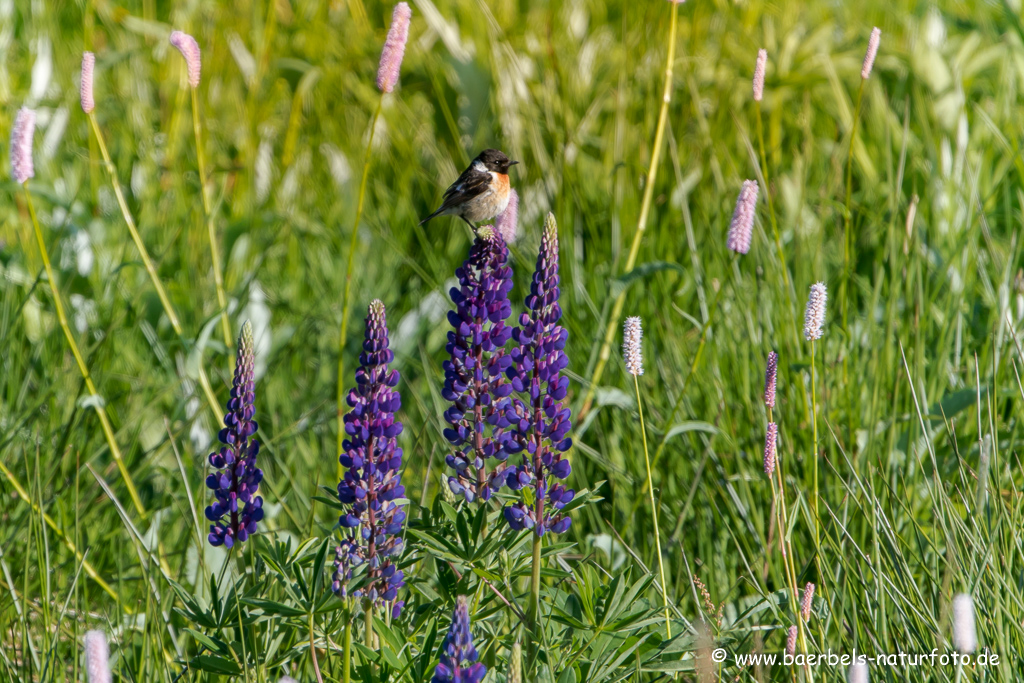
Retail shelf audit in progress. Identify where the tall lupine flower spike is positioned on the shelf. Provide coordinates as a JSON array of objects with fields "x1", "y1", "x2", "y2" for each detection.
[
  {"x1": 764, "y1": 351, "x2": 778, "y2": 408},
  {"x1": 727, "y1": 180, "x2": 758, "y2": 254},
  {"x1": 753, "y1": 49, "x2": 767, "y2": 102},
  {"x1": 432, "y1": 596, "x2": 487, "y2": 683},
  {"x1": 803, "y1": 282, "x2": 827, "y2": 341},
  {"x1": 785, "y1": 625, "x2": 798, "y2": 657},
  {"x1": 81, "y1": 52, "x2": 96, "y2": 114},
  {"x1": 443, "y1": 226, "x2": 515, "y2": 502},
  {"x1": 801, "y1": 582, "x2": 815, "y2": 621},
  {"x1": 861, "y1": 27, "x2": 881, "y2": 80},
  {"x1": 763, "y1": 423, "x2": 777, "y2": 477},
  {"x1": 495, "y1": 189, "x2": 519, "y2": 244},
  {"x1": 11, "y1": 107, "x2": 35, "y2": 184},
  {"x1": 84, "y1": 630, "x2": 112, "y2": 683},
  {"x1": 377, "y1": 3, "x2": 412, "y2": 93},
  {"x1": 206, "y1": 321, "x2": 264, "y2": 548},
  {"x1": 169, "y1": 31, "x2": 201, "y2": 88},
  {"x1": 952, "y1": 593, "x2": 977, "y2": 653},
  {"x1": 508, "y1": 642, "x2": 522, "y2": 683},
  {"x1": 503, "y1": 214, "x2": 574, "y2": 535},
  {"x1": 623, "y1": 317, "x2": 643, "y2": 376},
  {"x1": 335, "y1": 301, "x2": 407, "y2": 609}
]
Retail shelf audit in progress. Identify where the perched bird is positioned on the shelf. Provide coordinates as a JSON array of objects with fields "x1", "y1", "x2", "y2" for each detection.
[{"x1": 421, "y1": 149, "x2": 519, "y2": 228}]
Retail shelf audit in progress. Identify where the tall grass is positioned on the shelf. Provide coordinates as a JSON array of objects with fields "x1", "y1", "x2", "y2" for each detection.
[{"x1": 2, "y1": 1, "x2": 1024, "y2": 681}]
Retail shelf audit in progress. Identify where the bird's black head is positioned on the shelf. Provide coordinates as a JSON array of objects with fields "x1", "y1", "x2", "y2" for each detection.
[{"x1": 475, "y1": 149, "x2": 519, "y2": 174}]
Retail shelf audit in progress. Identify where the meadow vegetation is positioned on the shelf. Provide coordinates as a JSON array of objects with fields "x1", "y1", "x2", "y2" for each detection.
[{"x1": 2, "y1": 0, "x2": 1023, "y2": 680}]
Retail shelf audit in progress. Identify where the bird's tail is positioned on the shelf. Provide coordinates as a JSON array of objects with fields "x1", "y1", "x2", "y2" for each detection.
[{"x1": 419, "y1": 207, "x2": 443, "y2": 226}]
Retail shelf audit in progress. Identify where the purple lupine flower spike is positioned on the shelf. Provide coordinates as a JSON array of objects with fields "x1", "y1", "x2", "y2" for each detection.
[
  {"x1": 206, "y1": 320, "x2": 264, "y2": 548},
  {"x1": 334, "y1": 301, "x2": 406, "y2": 610},
  {"x1": 443, "y1": 226, "x2": 515, "y2": 502},
  {"x1": 503, "y1": 213, "x2": 574, "y2": 536},
  {"x1": 432, "y1": 596, "x2": 487, "y2": 683}
]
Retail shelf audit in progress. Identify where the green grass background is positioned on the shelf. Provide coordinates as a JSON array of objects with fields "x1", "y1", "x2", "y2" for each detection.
[{"x1": 2, "y1": 0, "x2": 1024, "y2": 680}]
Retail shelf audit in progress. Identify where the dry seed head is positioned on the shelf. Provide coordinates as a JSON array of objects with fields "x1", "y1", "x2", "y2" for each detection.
[
  {"x1": 763, "y1": 423, "x2": 778, "y2": 477},
  {"x1": 11, "y1": 107, "x2": 35, "y2": 184},
  {"x1": 377, "y1": 3, "x2": 413, "y2": 93},
  {"x1": 753, "y1": 49, "x2": 767, "y2": 101},
  {"x1": 861, "y1": 27, "x2": 881, "y2": 80},
  {"x1": 764, "y1": 351, "x2": 778, "y2": 408},
  {"x1": 848, "y1": 661, "x2": 869, "y2": 683},
  {"x1": 785, "y1": 625, "x2": 798, "y2": 656},
  {"x1": 727, "y1": 180, "x2": 758, "y2": 254},
  {"x1": 495, "y1": 189, "x2": 519, "y2": 243},
  {"x1": 801, "y1": 582, "x2": 815, "y2": 621},
  {"x1": 81, "y1": 52, "x2": 96, "y2": 114},
  {"x1": 803, "y1": 282, "x2": 827, "y2": 341},
  {"x1": 84, "y1": 630, "x2": 111, "y2": 683},
  {"x1": 952, "y1": 593, "x2": 977, "y2": 653},
  {"x1": 623, "y1": 317, "x2": 643, "y2": 376},
  {"x1": 169, "y1": 31, "x2": 201, "y2": 88}
]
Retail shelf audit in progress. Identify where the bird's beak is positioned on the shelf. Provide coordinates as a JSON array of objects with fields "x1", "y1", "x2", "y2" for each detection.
[{"x1": 509, "y1": 160, "x2": 520, "y2": 166}]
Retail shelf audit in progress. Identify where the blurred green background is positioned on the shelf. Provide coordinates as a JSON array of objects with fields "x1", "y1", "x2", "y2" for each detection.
[{"x1": 4, "y1": 0, "x2": 1024, "y2": 679}]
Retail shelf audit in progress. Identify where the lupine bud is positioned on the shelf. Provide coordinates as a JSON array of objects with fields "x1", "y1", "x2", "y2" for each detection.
[
  {"x1": 443, "y1": 228, "x2": 514, "y2": 503},
  {"x1": 753, "y1": 49, "x2": 767, "y2": 102},
  {"x1": 503, "y1": 214, "x2": 575, "y2": 536},
  {"x1": 952, "y1": 593, "x2": 977, "y2": 653},
  {"x1": 11, "y1": 107, "x2": 35, "y2": 184},
  {"x1": 377, "y1": 3, "x2": 412, "y2": 93},
  {"x1": 623, "y1": 317, "x2": 644, "y2": 376},
  {"x1": 335, "y1": 301, "x2": 406, "y2": 611},
  {"x1": 508, "y1": 642, "x2": 522, "y2": 683},
  {"x1": 81, "y1": 52, "x2": 96, "y2": 114},
  {"x1": 764, "y1": 351, "x2": 778, "y2": 408},
  {"x1": 495, "y1": 189, "x2": 519, "y2": 244},
  {"x1": 803, "y1": 282, "x2": 827, "y2": 341},
  {"x1": 785, "y1": 625, "x2": 797, "y2": 656},
  {"x1": 432, "y1": 596, "x2": 487, "y2": 683},
  {"x1": 84, "y1": 630, "x2": 111, "y2": 683},
  {"x1": 205, "y1": 320, "x2": 264, "y2": 548},
  {"x1": 861, "y1": 27, "x2": 881, "y2": 80},
  {"x1": 801, "y1": 582, "x2": 815, "y2": 621},
  {"x1": 763, "y1": 423, "x2": 778, "y2": 477},
  {"x1": 727, "y1": 180, "x2": 758, "y2": 254},
  {"x1": 169, "y1": 31, "x2": 202, "y2": 88},
  {"x1": 848, "y1": 661, "x2": 869, "y2": 683}
]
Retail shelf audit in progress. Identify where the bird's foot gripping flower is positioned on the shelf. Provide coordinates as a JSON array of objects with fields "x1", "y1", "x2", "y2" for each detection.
[
  {"x1": 206, "y1": 321, "x2": 264, "y2": 548},
  {"x1": 333, "y1": 301, "x2": 406, "y2": 609},
  {"x1": 501, "y1": 214, "x2": 574, "y2": 536},
  {"x1": 432, "y1": 596, "x2": 487, "y2": 683},
  {"x1": 443, "y1": 226, "x2": 515, "y2": 503}
]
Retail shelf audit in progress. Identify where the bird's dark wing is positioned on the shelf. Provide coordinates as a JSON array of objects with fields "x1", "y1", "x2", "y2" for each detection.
[
  {"x1": 437, "y1": 166, "x2": 491, "y2": 210},
  {"x1": 420, "y1": 165, "x2": 494, "y2": 225}
]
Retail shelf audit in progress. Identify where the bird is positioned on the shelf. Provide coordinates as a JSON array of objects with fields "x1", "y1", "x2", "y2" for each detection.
[{"x1": 420, "y1": 149, "x2": 519, "y2": 228}]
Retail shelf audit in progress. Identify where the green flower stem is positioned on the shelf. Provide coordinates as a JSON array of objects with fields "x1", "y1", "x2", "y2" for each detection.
[
  {"x1": 527, "y1": 530, "x2": 542, "y2": 661},
  {"x1": 641, "y1": 256, "x2": 735, "y2": 494},
  {"x1": 755, "y1": 102, "x2": 798, "y2": 347},
  {"x1": 337, "y1": 97, "x2": 384, "y2": 468},
  {"x1": 23, "y1": 185, "x2": 146, "y2": 518},
  {"x1": 87, "y1": 112, "x2": 222, "y2": 420},
  {"x1": 342, "y1": 606, "x2": 352, "y2": 683},
  {"x1": 634, "y1": 374, "x2": 671, "y2": 638},
  {"x1": 190, "y1": 85, "x2": 233, "y2": 349},
  {"x1": 579, "y1": 0, "x2": 679, "y2": 418}
]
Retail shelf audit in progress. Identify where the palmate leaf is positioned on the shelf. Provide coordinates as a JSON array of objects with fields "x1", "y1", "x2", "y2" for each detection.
[{"x1": 188, "y1": 654, "x2": 243, "y2": 676}]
